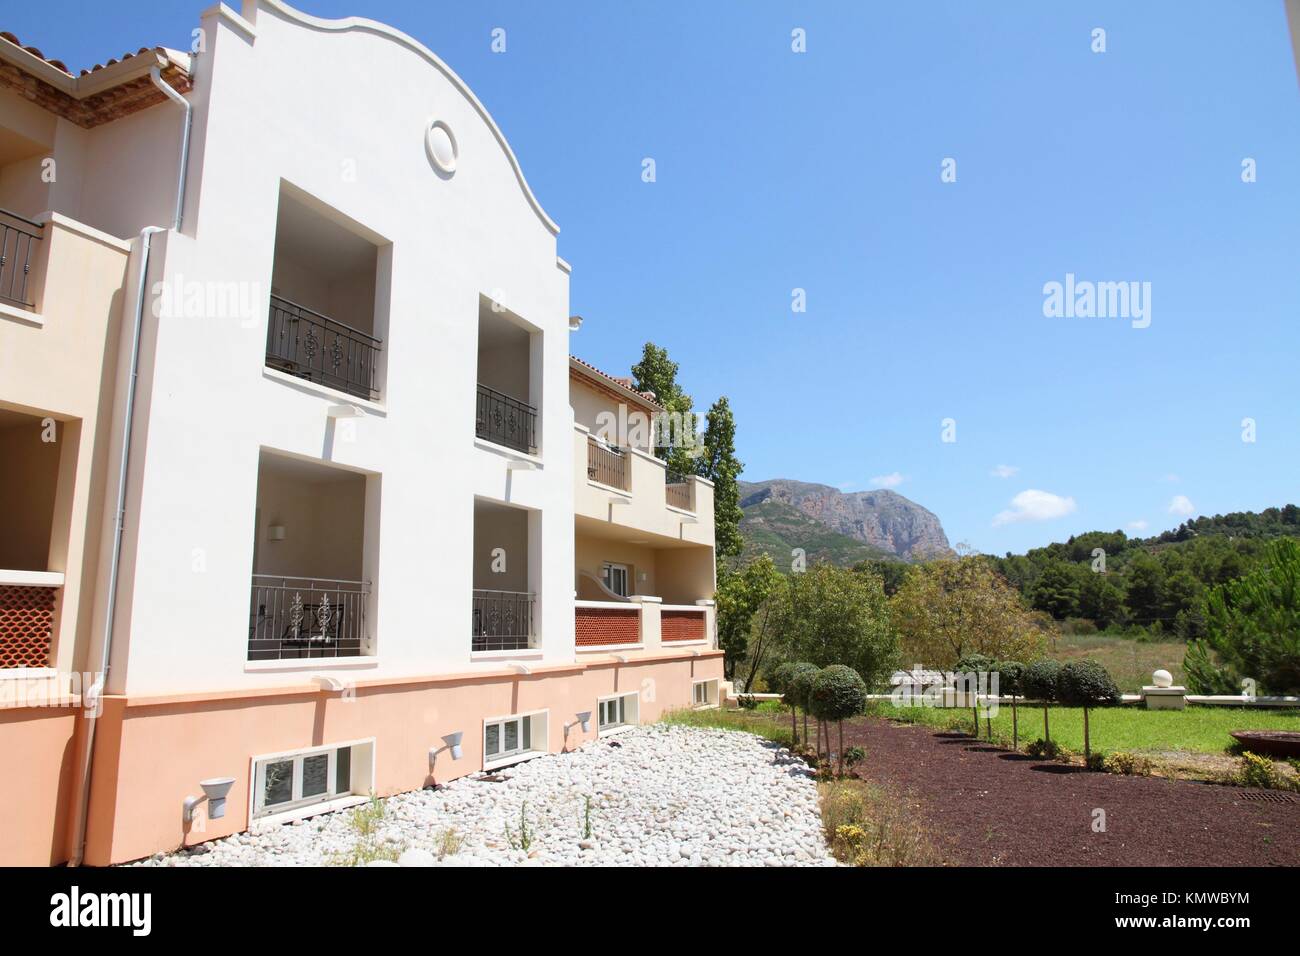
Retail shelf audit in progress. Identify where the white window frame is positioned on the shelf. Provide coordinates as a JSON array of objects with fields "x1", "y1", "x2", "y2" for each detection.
[
  {"x1": 249, "y1": 737, "x2": 375, "y2": 825},
  {"x1": 483, "y1": 708, "x2": 549, "y2": 771},
  {"x1": 601, "y1": 562, "x2": 630, "y2": 597},
  {"x1": 692, "y1": 678, "x2": 719, "y2": 709},
  {"x1": 597, "y1": 691, "x2": 639, "y2": 736}
]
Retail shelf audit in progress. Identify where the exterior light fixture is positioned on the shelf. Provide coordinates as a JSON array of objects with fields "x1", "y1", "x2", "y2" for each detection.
[
  {"x1": 268, "y1": 525, "x2": 286, "y2": 541},
  {"x1": 575, "y1": 711, "x2": 592, "y2": 733},
  {"x1": 442, "y1": 732, "x2": 464, "y2": 761},
  {"x1": 183, "y1": 776, "x2": 236, "y2": 823}
]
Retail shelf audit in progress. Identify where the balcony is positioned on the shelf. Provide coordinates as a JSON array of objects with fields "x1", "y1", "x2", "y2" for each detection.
[
  {"x1": 248, "y1": 575, "x2": 370, "y2": 661},
  {"x1": 247, "y1": 451, "x2": 377, "y2": 661},
  {"x1": 586, "y1": 436, "x2": 627, "y2": 489},
  {"x1": 472, "y1": 588, "x2": 535, "y2": 651},
  {"x1": 0, "y1": 209, "x2": 43, "y2": 310},
  {"x1": 265, "y1": 295, "x2": 381, "y2": 401},
  {"x1": 0, "y1": 572, "x2": 59, "y2": 672},
  {"x1": 573, "y1": 597, "x2": 712, "y2": 652},
  {"x1": 573, "y1": 424, "x2": 714, "y2": 543},
  {"x1": 476, "y1": 384, "x2": 537, "y2": 454}
]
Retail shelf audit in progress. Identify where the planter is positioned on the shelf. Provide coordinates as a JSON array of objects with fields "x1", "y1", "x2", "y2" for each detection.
[{"x1": 1230, "y1": 730, "x2": 1300, "y2": 758}]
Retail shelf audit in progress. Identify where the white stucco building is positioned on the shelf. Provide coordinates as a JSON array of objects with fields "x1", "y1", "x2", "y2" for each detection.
[{"x1": 0, "y1": 0, "x2": 719, "y2": 865}]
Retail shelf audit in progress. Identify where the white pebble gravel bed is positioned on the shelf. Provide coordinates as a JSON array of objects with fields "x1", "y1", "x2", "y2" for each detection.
[
  {"x1": 129, "y1": 723, "x2": 832, "y2": 868},
  {"x1": 132, "y1": 724, "x2": 834, "y2": 867}
]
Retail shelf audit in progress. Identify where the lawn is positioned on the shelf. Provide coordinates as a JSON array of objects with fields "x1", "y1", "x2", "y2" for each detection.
[
  {"x1": 876, "y1": 700, "x2": 1300, "y2": 755},
  {"x1": 1043, "y1": 632, "x2": 1187, "y2": 693}
]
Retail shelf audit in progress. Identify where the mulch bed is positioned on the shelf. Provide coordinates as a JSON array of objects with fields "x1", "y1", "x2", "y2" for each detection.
[{"x1": 839, "y1": 717, "x2": 1300, "y2": 866}]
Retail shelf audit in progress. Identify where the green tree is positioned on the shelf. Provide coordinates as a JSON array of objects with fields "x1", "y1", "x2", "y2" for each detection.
[
  {"x1": 630, "y1": 342, "x2": 696, "y2": 476},
  {"x1": 1185, "y1": 538, "x2": 1300, "y2": 696},
  {"x1": 809, "y1": 665, "x2": 868, "y2": 776},
  {"x1": 997, "y1": 661, "x2": 1026, "y2": 749},
  {"x1": 786, "y1": 662, "x2": 821, "y2": 748},
  {"x1": 715, "y1": 555, "x2": 783, "y2": 684},
  {"x1": 1022, "y1": 658, "x2": 1061, "y2": 746},
  {"x1": 696, "y1": 396, "x2": 744, "y2": 558},
  {"x1": 890, "y1": 557, "x2": 1044, "y2": 669},
  {"x1": 1078, "y1": 572, "x2": 1125, "y2": 630},
  {"x1": 1124, "y1": 553, "x2": 1165, "y2": 628},
  {"x1": 774, "y1": 563, "x2": 897, "y2": 689},
  {"x1": 1029, "y1": 561, "x2": 1083, "y2": 619},
  {"x1": 1055, "y1": 660, "x2": 1121, "y2": 760}
]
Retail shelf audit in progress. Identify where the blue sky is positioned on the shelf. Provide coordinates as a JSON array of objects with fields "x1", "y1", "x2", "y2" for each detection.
[{"x1": 13, "y1": 1, "x2": 1300, "y2": 555}]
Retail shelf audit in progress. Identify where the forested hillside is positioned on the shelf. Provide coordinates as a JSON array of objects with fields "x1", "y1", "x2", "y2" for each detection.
[{"x1": 988, "y1": 506, "x2": 1300, "y2": 639}]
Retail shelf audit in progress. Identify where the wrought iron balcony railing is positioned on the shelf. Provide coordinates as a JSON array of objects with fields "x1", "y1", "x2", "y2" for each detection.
[
  {"x1": 248, "y1": 575, "x2": 370, "y2": 661},
  {"x1": 0, "y1": 208, "x2": 43, "y2": 309},
  {"x1": 587, "y1": 436, "x2": 628, "y2": 490},
  {"x1": 265, "y1": 294, "x2": 381, "y2": 401},
  {"x1": 476, "y1": 383, "x2": 537, "y2": 454},
  {"x1": 472, "y1": 588, "x2": 535, "y2": 652}
]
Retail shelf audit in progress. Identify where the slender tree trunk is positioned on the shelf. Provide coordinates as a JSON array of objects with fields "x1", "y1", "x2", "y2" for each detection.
[
  {"x1": 837, "y1": 721, "x2": 845, "y2": 777},
  {"x1": 972, "y1": 705, "x2": 979, "y2": 737},
  {"x1": 1083, "y1": 707, "x2": 1091, "y2": 761},
  {"x1": 791, "y1": 704, "x2": 798, "y2": 745},
  {"x1": 1012, "y1": 696, "x2": 1019, "y2": 749},
  {"x1": 1043, "y1": 705, "x2": 1051, "y2": 745},
  {"x1": 803, "y1": 710, "x2": 809, "y2": 745}
]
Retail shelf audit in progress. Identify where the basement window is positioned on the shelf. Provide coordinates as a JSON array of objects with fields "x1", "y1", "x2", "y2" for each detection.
[
  {"x1": 251, "y1": 740, "x2": 373, "y2": 820},
  {"x1": 484, "y1": 710, "x2": 548, "y2": 770},
  {"x1": 597, "y1": 692, "x2": 639, "y2": 735},
  {"x1": 692, "y1": 679, "x2": 719, "y2": 709}
]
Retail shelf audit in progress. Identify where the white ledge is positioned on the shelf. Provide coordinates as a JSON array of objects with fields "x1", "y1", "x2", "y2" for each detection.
[{"x1": 0, "y1": 569, "x2": 64, "y2": 587}]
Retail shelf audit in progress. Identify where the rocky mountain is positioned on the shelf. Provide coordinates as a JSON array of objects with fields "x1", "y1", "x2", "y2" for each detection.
[{"x1": 738, "y1": 479, "x2": 952, "y2": 562}]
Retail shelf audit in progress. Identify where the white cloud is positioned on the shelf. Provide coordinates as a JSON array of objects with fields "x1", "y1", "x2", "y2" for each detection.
[
  {"x1": 1168, "y1": 495, "x2": 1195, "y2": 517},
  {"x1": 870, "y1": 472, "x2": 904, "y2": 489},
  {"x1": 1127, "y1": 519, "x2": 1148, "y2": 531},
  {"x1": 992, "y1": 489, "x2": 1077, "y2": 527},
  {"x1": 990, "y1": 464, "x2": 1019, "y2": 479}
]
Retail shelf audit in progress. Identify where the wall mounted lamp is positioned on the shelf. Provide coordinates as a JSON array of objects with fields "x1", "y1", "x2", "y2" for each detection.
[{"x1": 183, "y1": 776, "x2": 236, "y2": 823}]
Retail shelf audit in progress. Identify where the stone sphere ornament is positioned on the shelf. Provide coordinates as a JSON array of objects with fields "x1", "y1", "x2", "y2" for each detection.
[{"x1": 1152, "y1": 669, "x2": 1173, "y2": 688}]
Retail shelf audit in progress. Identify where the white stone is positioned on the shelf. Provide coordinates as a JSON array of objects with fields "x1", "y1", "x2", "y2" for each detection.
[{"x1": 131, "y1": 726, "x2": 835, "y2": 868}]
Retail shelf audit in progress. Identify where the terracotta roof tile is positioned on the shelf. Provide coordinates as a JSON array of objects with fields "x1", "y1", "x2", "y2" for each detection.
[
  {"x1": 0, "y1": 30, "x2": 172, "y2": 77},
  {"x1": 570, "y1": 355, "x2": 663, "y2": 410}
]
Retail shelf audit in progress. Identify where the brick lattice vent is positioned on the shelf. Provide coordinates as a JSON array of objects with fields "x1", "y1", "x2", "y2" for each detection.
[
  {"x1": 661, "y1": 609, "x2": 705, "y2": 642},
  {"x1": 575, "y1": 606, "x2": 639, "y2": 646},
  {"x1": 0, "y1": 585, "x2": 55, "y2": 668}
]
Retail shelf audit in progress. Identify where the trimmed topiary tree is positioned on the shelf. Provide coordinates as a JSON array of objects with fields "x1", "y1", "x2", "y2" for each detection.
[
  {"x1": 786, "y1": 662, "x2": 820, "y2": 750},
  {"x1": 955, "y1": 652, "x2": 997, "y2": 738},
  {"x1": 1056, "y1": 659, "x2": 1121, "y2": 761},
  {"x1": 809, "y1": 664, "x2": 869, "y2": 776},
  {"x1": 1022, "y1": 659, "x2": 1061, "y2": 748},
  {"x1": 996, "y1": 661, "x2": 1026, "y2": 749},
  {"x1": 769, "y1": 662, "x2": 798, "y2": 742}
]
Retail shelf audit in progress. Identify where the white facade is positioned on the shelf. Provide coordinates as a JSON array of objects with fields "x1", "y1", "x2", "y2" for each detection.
[{"x1": 100, "y1": 1, "x2": 577, "y2": 695}]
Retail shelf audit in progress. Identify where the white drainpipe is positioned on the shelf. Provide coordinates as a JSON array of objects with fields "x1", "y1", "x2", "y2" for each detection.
[
  {"x1": 68, "y1": 225, "x2": 164, "y2": 867},
  {"x1": 70, "y1": 63, "x2": 194, "y2": 867},
  {"x1": 149, "y1": 65, "x2": 192, "y2": 231}
]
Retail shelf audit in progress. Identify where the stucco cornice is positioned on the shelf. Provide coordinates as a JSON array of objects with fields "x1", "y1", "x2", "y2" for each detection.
[{"x1": 252, "y1": 0, "x2": 561, "y2": 237}]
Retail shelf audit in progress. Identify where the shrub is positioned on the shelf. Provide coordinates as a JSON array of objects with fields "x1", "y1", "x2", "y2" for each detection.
[
  {"x1": 1236, "y1": 752, "x2": 1294, "y2": 791},
  {"x1": 1103, "y1": 751, "x2": 1152, "y2": 776},
  {"x1": 820, "y1": 779, "x2": 941, "y2": 866},
  {"x1": 736, "y1": 695, "x2": 760, "y2": 710},
  {"x1": 1025, "y1": 738, "x2": 1063, "y2": 760},
  {"x1": 1085, "y1": 750, "x2": 1108, "y2": 772},
  {"x1": 844, "y1": 746, "x2": 867, "y2": 769},
  {"x1": 810, "y1": 664, "x2": 869, "y2": 775},
  {"x1": 1056, "y1": 660, "x2": 1122, "y2": 760}
]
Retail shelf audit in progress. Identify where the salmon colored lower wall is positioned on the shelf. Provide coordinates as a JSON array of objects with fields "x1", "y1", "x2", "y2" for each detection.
[
  {"x1": 83, "y1": 651, "x2": 723, "y2": 866},
  {"x1": 0, "y1": 705, "x2": 80, "y2": 865}
]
